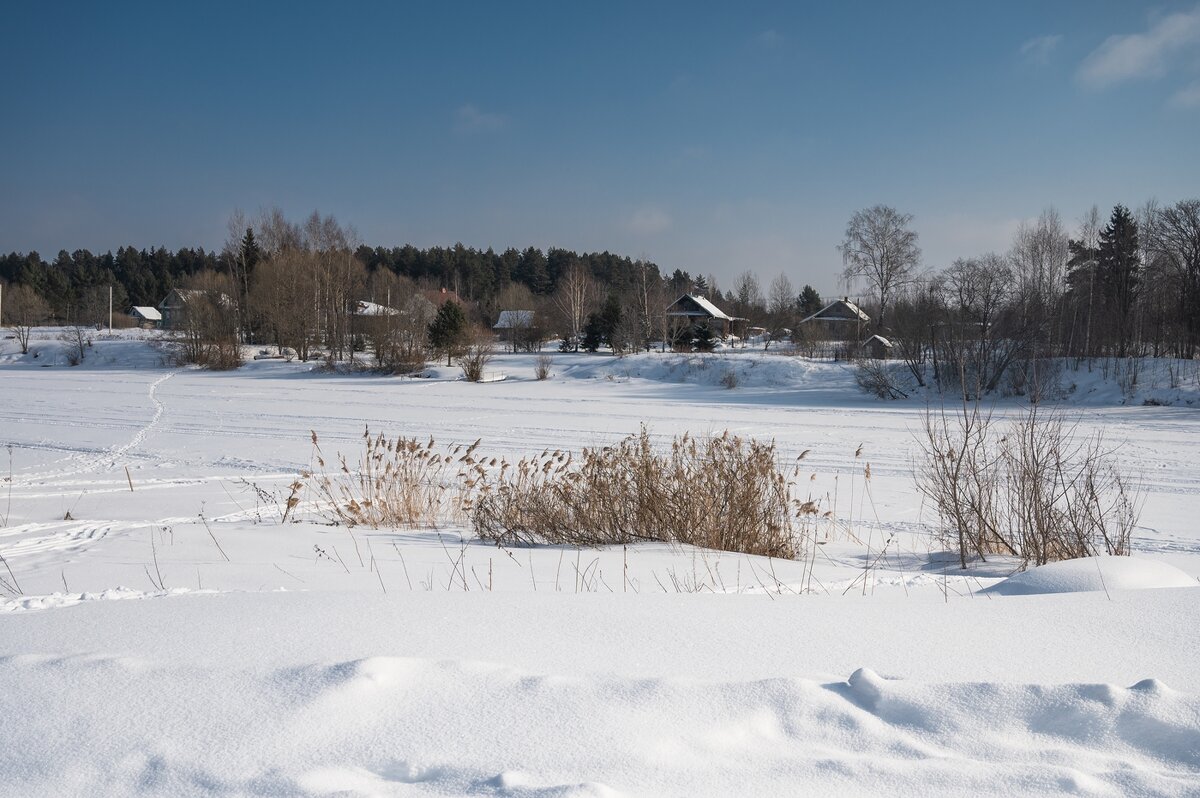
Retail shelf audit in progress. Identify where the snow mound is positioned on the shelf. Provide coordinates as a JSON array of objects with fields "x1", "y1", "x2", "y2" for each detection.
[
  {"x1": 1, "y1": 586, "x2": 204, "y2": 613},
  {"x1": 985, "y1": 556, "x2": 1198, "y2": 596},
  {"x1": 598, "y1": 351, "x2": 860, "y2": 393},
  {"x1": 1, "y1": 651, "x2": 1197, "y2": 796}
]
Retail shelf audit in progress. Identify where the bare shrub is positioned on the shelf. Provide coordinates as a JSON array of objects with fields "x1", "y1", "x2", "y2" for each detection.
[
  {"x1": 534, "y1": 353, "x2": 553, "y2": 381},
  {"x1": 1002, "y1": 409, "x2": 1137, "y2": 564},
  {"x1": 459, "y1": 334, "x2": 494, "y2": 382},
  {"x1": 720, "y1": 369, "x2": 739, "y2": 389},
  {"x1": 854, "y1": 359, "x2": 908, "y2": 399},
  {"x1": 60, "y1": 326, "x2": 90, "y2": 366},
  {"x1": 472, "y1": 428, "x2": 802, "y2": 559},
  {"x1": 917, "y1": 402, "x2": 1139, "y2": 568},
  {"x1": 917, "y1": 402, "x2": 1008, "y2": 568}
]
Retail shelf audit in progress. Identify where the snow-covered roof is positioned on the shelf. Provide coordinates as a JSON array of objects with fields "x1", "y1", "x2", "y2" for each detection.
[
  {"x1": 800, "y1": 298, "x2": 870, "y2": 324},
  {"x1": 129, "y1": 306, "x2": 162, "y2": 321},
  {"x1": 666, "y1": 294, "x2": 733, "y2": 321},
  {"x1": 494, "y1": 310, "x2": 535, "y2": 329},
  {"x1": 353, "y1": 300, "x2": 398, "y2": 317},
  {"x1": 160, "y1": 288, "x2": 232, "y2": 308},
  {"x1": 863, "y1": 334, "x2": 892, "y2": 347}
]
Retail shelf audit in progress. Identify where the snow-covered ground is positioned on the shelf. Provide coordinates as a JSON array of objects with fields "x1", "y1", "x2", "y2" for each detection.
[{"x1": 1, "y1": 329, "x2": 1199, "y2": 796}]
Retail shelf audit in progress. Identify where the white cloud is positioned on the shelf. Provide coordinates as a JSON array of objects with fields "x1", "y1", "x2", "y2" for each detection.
[
  {"x1": 1170, "y1": 79, "x2": 1200, "y2": 107},
  {"x1": 453, "y1": 104, "x2": 507, "y2": 134},
  {"x1": 1019, "y1": 34, "x2": 1063, "y2": 65},
  {"x1": 1077, "y1": 6, "x2": 1200, "y2": 87},
  {"x1": 628, "y1": 205, "x2": 672, "y2": 235},
  {"x1": 756, "y1": 29, "x2": 782, "y2": 48}
]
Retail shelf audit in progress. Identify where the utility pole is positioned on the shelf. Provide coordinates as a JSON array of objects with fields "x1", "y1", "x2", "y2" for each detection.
[{"x1": 108, "y1": 285, "x2": 113, "y2": 331}]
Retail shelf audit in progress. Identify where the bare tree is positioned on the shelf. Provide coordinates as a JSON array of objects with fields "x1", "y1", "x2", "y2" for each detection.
[
  {"x1": 732, "y1": 271, "x2": 763, "y2": 317},
  {"x1": 254, "y1": 206, "x2": 303, "y2": 255},
  {"x1": 174, "y1": 272, "x2": 241, "y2": 369},
  {"x1": 251, "y1": 251, "x2": 319, "y2": 360},
  {"x1": 1149, "y1": 199, "x2": 1200, "y2": 357},
  {"x1": 1011, "y1": 208, "x2": 1069, "y2": 305},
  {"x1": 5, "y1": 285, "x2": 49, "y2": 354},
  {"x1": 938, "y1": 254, "x2": 1026, "y2": 396},
  {"x1": 888, "y1": 281, "x2": 944, "y2": 387},
  {"x1": 552, "y1": 264, "x2": 596, "y2": 351},
  {"x1": 839, "y1": 205, "x2": 920, "y2": 329},
  {"x1": 632, "y1": 260, "x2": 665, "y2": 352},
  {"x1": 765, "y1": 273, "x2": 795, "y2": 349}
]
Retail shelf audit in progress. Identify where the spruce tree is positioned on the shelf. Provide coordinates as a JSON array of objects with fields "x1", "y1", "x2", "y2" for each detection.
[
  {"x1": 693, "y1": 322, "x2": 716, "y2": 352},
  {"x1": 428, "y1": 300, "x2": 468, "y2": 365},
  {"x1": 581, "y1": 313, "x2": 604, "y2": 352},
  {"x1": 798, "y1": 285, "x2": 823, "y2": 317},
  {"x1": 1097, "y1": 205, "x2": 1140, "y2": 356}
]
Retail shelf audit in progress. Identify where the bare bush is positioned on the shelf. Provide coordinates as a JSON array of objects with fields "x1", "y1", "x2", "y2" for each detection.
[
  {"x1": 917, "y1": 402, "x2": 1138, "y2": 568},
  {"x1": 1002, "y1": 410, "x2": 1137, "y2": 564},
  {"x1": 854, "y1": 359, "x2": 908, "y2": 399},
  {"x1": 472, "y1": 428, "x2": 802, "y2": 558},
  {"x1": 459, "y1": 334, "x2": 494, "y2": 382},
  {"x1": 534, "y1": 353, "x2": 553, "y2": 380},
  {"x1": 917, "y1": 402, "x2": 1008, "y2": 568},
  {"x1": 720, "y1": 369, "x2": 739, "y2": 389},
  {"x1": 60, "y1": 326, "x2": 90, "y2": 366}
]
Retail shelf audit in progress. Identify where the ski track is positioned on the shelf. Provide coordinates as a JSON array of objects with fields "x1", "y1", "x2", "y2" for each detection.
[
  {"x1": 9, "y1": 371, "x2": 178, "y2": 487},
  {"x1": 0, "y1": 521, "x2": 115, "y2": 559}
]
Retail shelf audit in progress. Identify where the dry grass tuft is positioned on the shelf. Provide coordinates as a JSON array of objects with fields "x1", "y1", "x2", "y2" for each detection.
[
  {"x1": 472, "y1": 427, "x2": 803, "y2": 558},
  {"x1": 302, "y1": 426, "x2": 834, "y2": 561},
  {"x1": 304, "y1": 428, "x2": 486, "y2": 528}
]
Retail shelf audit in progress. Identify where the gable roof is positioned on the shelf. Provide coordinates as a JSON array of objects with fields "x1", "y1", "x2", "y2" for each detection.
[
  {"x1": 863, "y1": 334, "x2": 892, "y2": 347},
  {"x1": 159, "y1": 288, "x2": 232, "y2": 309},
  {"x1": 494, "y1": 310, "x2": 535, "y2": 329},
  {"x1": 800, "y1": 298, "x2": 870, "y2": 324},
  {"x1": 666, "y1": 293, "x2": 733, "y2": 321},
  {"x1": 353, "y1": 300, "x2": 398, "y2": 317},
  {"x1": 422, "y1": 288, "x2": 466, "y2": 307},
  {"x1": 129, "y1": 306, "x2": 162, "y2": 321}
]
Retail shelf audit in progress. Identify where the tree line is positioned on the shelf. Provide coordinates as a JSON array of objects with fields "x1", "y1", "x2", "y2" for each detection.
[
  {"x1": 0, "y1": 207, "x2": 827, "y2": 364},
  {"x1": 839, "y1": 199, "x2": 1200, "y2": 397}
]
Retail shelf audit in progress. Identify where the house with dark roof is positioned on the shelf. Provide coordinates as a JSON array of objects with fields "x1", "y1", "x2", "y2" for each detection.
[
  {"x1": 799, "y1": 297, "x2": 870, "y2": 325},
  {"x1": 128, "y1": 306, "x2": 162, "y2": 329},
  {"x1": 158, "y1": 288, "x2": 232, "y2": 330},
  {"x1": 494, "y1": 309, "x2": 542, "y2": 352},
  {"x1": 666, "y1": 294, "x2": 740, "y2": 339}
]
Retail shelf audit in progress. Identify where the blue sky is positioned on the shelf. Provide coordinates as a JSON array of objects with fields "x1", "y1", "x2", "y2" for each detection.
[{"x1": 3, "y1": 1, "x2": 1199, "y2": 293}]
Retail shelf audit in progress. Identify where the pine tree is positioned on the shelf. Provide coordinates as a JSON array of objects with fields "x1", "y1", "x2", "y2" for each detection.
[
  {"x1": 692, "y1": 321, "x2": 715, "y2": 352},
  {"x1": 428, "y1": 300, "x2": 468, "y2": 365},
  {"x1": 240, "y1": 229, "x2": 261, "y2": 271},
  {"x1": 1097, "y1": 205, "x2": 1140, "y2": 356},
  {"x1": 581, "y1": 312, "x2": 604, "y2": 352},
  {"x1": 798, "y1": 285, "x2": 823, "y2": 317},
  {"x1": 692, "y1": 274, "x2": 709, "y2": 297}
]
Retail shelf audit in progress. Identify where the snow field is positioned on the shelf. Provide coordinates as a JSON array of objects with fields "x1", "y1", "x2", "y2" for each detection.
[{"x1": 2, "y1": 330, "x2": 1200, "y2": 795}]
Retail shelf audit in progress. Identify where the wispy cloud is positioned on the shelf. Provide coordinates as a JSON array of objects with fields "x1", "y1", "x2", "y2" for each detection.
[
  {"x1": 1077, "y1": 6, "x2": 1200, "y2": 87},
  {"x1": 1170, "y1": 80, "x2": 1200, "y2": 108},
  {"x1": 756, "y1": 29, "x2": 782, "y2": 48},
  {"x1": 453, "y1": 103, "x2": 507, "y2": 134},
  {"x1": 628, "y1": 205, "x2": 672, "y2": 235},
  {"x1": 1019, "y1": 34, "x2": 1062, "y2": 65}
]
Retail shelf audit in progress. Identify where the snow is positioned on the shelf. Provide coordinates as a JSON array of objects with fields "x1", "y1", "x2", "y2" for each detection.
[
  {"x1": 1, "y1": 328, "x2": 1199, "y2": 795},
  {"x1": 984, "y1": 556, "x2": 1198, "y2": 596}
]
